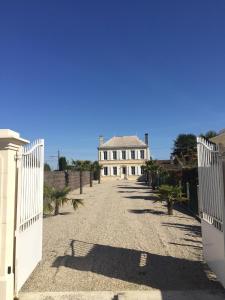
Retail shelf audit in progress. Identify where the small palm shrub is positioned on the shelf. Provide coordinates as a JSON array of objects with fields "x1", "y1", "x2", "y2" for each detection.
[
  {"x1": 156, "y1": 184, "x2": 187, "y2": 215},
  {"x1": 44, "y1": 185, "x2": 83, "y2": 216}
]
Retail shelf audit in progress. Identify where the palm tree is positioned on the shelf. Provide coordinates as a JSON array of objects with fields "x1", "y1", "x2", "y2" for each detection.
[
  {"x1": 72, "y1": 160, "x2": 92, "y2": 171},
  {"x1": 156, "y1": 184, "x2": 187, "y2": 215},
  {"x1": 92, "y1": 161, "x2": 102, "y2": 184},
  {"x1": 44, "y1": 185, "x2": 83, "y2": 216},
  {"x1": 144, "y1": 159, "x2": 161, "y2": 189},
  {"x1": 72, "y1": 160, "x2": 92, "y2": 194}
]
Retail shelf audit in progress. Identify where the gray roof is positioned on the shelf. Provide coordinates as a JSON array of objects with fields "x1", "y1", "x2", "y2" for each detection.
[{"x1": 99, "y1": 136, "x2": 147, "y2": 149}]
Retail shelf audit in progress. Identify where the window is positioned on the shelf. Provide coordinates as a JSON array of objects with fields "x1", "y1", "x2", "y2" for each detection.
[
  {"x1": 131, "y1": 166, "x2": 135, "y2": 175},
  {"x1": 131, "y1": 150, "x2": 135, "y2": 159},
  {"x1": 104, "y1": 167, "x2": 108, "y2": 175},
  {"x1": 122, "y1": 150, "x2": 126, "y2": 160},
  {"x1": 113, "y1": 167, "x2": 117, "y2": 175},
  {"x1": 113, "y1": 151, "x2": 117, "y2": 160},
  {"x1": 140, "y1": 150, "x2": 145, "y2": 159},
  {"x1": 141, "y1": 166, "x2": 145, "y2": 174},
  {"x1": 104, "y1": 151, "x2": 108, "y2": 160}
]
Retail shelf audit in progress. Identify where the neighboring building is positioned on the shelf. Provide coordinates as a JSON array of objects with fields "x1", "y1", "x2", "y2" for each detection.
[
  {"x1": 98, "y1": 134, "x2": 150, "y2": 180},
  {"x1": 210, "y1": 129, "x2": 225, "y2": 151},
  {"x1": 156, "y1": 159, "x2": 182, "y2": 172}
]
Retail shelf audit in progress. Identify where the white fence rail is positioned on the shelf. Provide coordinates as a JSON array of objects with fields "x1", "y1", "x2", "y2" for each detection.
[
  {"x1": 15, "y1": 139, "x2": 44, "y2": 294},
  {"x1": 197, "y1": 137, "x2": 225, "y2": 287},
  {"x1": 197, "y1": 137, "x2": 225, "y2": 230}
]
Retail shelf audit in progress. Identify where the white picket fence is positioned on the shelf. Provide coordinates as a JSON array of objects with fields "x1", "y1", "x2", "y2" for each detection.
[
  {"x1": 15, "y1": 139, "x2": 44, "y2": 294},
  {"x1": 197, "y1": 137, "x2": 225, "y2": 287}
]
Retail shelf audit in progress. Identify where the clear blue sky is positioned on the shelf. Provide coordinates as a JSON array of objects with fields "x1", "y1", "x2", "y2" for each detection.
[{"x1": 1, "y1": 0, "x2": 225, "y2": 167}]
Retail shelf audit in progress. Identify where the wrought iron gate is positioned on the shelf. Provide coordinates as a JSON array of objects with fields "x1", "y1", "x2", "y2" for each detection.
[
  {"x1": 197, "y1": 137, "x2": 225, "y2": 287},
  {"x1": 15, "y1": 139, "x2": 44, "y2": 294}
]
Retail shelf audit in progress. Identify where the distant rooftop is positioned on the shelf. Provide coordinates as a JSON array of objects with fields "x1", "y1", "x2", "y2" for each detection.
[
  {"x1": 99, "y1": 135, "x2": 147, "y2": 149},
  {"x1": 218, "y1": 128, "x2": 225, "y2": 135}
]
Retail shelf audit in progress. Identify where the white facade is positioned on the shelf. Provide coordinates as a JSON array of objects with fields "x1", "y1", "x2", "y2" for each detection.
[{"x1": 98, "y1": 135, "x2": 150, "y2": 180}]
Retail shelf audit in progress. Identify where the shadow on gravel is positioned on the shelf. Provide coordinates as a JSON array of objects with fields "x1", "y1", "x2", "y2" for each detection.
[
  {"x1": 52, "y1": 240, "x2": 222, "y2": 290},
  {"x1": 128, "y1": 209, "x2": 166, "y2": 215},
  {"x1": 117, "y1": 185, "x2": 150, "y2": 190},
  {"x1": 169, "y1": 242, "x2": 203, "y2": 250},
  {"x1": 124, "y1": 195, "x2": 159, "y2": 201},
  {"x1": 118, "y1": 190, "x2": 137, "y2": 193},
  {"x1": 162, "y1": 222, "x2": 201, "y2": 237}
]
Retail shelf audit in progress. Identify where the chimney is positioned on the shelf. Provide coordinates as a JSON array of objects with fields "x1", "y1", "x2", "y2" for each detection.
[
  {"x1": 145, "y1": 133, "x2": 148, "y2": 146},
  {"x1": 99, "y1": 135, "x2": 104, "y2": 147}
]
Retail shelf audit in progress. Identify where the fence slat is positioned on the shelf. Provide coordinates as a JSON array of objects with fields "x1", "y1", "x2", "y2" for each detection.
[{"x1": 197, "y1": 137, "x2": 224, "y2": 230}]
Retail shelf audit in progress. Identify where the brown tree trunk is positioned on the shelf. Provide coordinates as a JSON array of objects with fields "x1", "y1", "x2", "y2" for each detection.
[
  {"x1": 54, "y1": 202, "x2": 59, "y2": 215},
  {"x1": 80, "y1": 170, "x2": 83, "y2": 194},
  {"x1": 167, "y1": 201, "x2": 173, "y2": 215},
  {"x1": 148, "y1": 171, "x2": 151, "y2": 187},
  {"x1": 98, "y1": 169, "x2": 101, "y2": 184},
  {"x1": 90, "y1": 170, "x2": 93, "y2": 187}
]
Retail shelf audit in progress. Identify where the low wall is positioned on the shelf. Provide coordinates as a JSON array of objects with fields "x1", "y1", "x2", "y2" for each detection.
[
  {"x1": 44, "y1": 170, "x2": 90, "y2": 190},
  {"x1": 44, "y1": 171, "x2": 66, "y2": 189}
]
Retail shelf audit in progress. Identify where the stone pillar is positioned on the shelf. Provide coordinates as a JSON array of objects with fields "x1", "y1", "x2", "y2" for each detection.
[{"x1": 0, "y1": 129, "x2": 28, "y2": 300}]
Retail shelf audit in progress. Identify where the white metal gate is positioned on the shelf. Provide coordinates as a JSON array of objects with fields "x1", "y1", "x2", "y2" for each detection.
[
  {"x1": 15, "y1": 139, "x2": 44, "y2": 294},
  {"x1": 197, "y1": 137, "x2": 225, "y2": 287}
]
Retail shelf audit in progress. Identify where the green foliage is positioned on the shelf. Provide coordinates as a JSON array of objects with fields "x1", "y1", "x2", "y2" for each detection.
[
  {"x1": 156, "y1": 184, "x2": 187, "y2": 215},
  {"x1": 181, "y1": 168, "x2": 199, "y2": 214},
  {"x1": 91, "y1": 161, "x2": 102, "y2": 182},
  {"x1": 43, "y1": 185, "x2": 83, "y2": 215},
  {"x1": 59, "y1": 156, "x2": 68, "y2": 171},
  {"x1": 91, "y1": 160, "x2": 102, "y2": 171},
  {"x1": 199, "y1": 130, "x2": 217, "y2": 140},
  {"x1": 144, "y1": 159, "x2": 160, "y2": 174},
  {"x1": 44, "y1": 163, "x2": 51, "y2": 171},
  {"x1": 172, "y1": 134, "x2": 197, "y2": 167},
  {"x1": 144, "y1": 159, "x2": 165, "y2": 189},
  {"x1": 72, "y1": 160, "x2": 92, "y2": 171}
]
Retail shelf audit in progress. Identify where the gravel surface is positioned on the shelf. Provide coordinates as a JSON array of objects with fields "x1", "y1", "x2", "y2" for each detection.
[{"x1": 22, "y1": 180, "x2": 223, "y2": 292}]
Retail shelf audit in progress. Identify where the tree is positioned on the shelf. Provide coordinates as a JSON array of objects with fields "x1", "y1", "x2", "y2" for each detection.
[
  {"x1": 58, "y1": 156, "x2": 68, "y2": 171},
  {"x1": 172, "y1": 134, "x2": 197, "y2": 167},
  {"x1": 155, "y1": 184, "x2": 187, "y2": 215},
  {"x1": 144, "y1": 159, "x2": 161, "y2": 190},
  {"x1": 200, "y1": 130, "x2": 217, "y2": 140},
  {"x1": 44, "y1": 163, "x2": 51, "y2": 171},
  {"x1": 72, "y1": 160, "x2": 91, "y2": 171},
  {"x1": 44, "y1": 185, "x2": 83, "y2": 216},
  {"x1": 91, "y1": 161, "x2": 102, "y2": 183},
  {"x1": 72, "y1": 160, "x2": 92, "y2": 194}
]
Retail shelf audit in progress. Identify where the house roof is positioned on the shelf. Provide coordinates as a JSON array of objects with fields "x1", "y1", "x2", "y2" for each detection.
[
  {"x1": 210, "y1": 130, "x2": 225, "y2": 150},
  {"x1": 99, "y1": 135, "x2": 147, "y2": 149},
  {"x1": 156, "y1": 160, "x2": 182, "y2": 171}
]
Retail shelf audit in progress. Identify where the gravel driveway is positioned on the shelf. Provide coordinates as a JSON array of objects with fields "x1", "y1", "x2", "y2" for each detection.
[{"x1": 22, "y1": 180, "x2": 223, "y2": 292}]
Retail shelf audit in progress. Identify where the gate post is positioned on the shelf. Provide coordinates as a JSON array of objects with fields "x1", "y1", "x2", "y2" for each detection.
[{"x1": 0, "y1": 130, "x2": 28, "y2": 300}]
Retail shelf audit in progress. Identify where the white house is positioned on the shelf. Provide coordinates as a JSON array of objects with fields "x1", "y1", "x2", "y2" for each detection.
[{"x1": 98, "y1": 134, "x2": 150, "y2": 180}]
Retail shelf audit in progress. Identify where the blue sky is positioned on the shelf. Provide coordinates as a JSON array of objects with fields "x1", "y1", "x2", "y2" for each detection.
[{"x1": 1, "y1": 0, "x2": 225, "y2": 167}]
